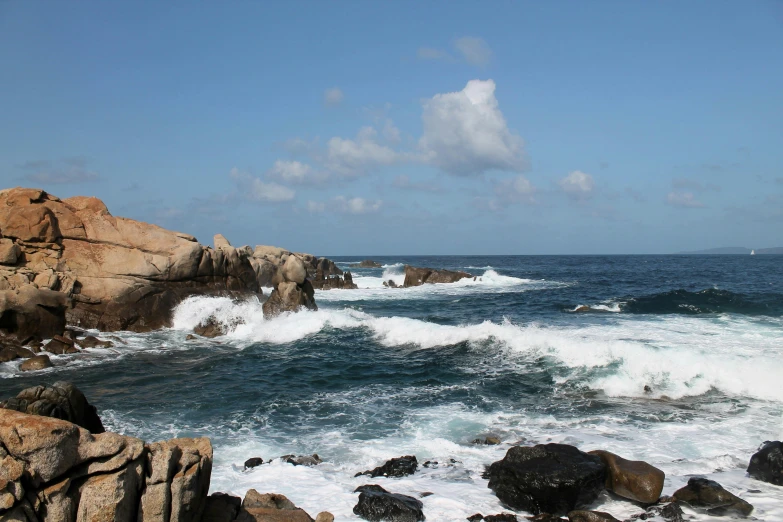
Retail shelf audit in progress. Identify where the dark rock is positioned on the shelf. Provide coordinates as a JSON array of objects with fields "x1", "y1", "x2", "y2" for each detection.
[
  {"x1": 0, "y1": 345, "x2": 34, "y2": 362},
  {"x1": 632, "y1": 503, "x2": 684, "y2": 522},
  {"x1": 43, "y1": 337, "x2": 78, "y2": 354},
  {"x1": 0, "y1": 286, "x2": 70, "y2": 341},
  {"x1": 473, "y1": 435, "x2": 502, "y2": 445},
  {"x1": 403, "y1": 266, "x2": 473, "y2": 287},
  {"x1": 284, "y1": 454, "x2": 322, "y2": 466},
  {"x1": 353, "y1": 484, "x2": 425, "y2": 522},
  {"x1": 244, "y1": 457, "x2": 264, "y2": 469},
  {"x1": 384, "y1": 280, "x2": 398, "y2": 288},
  {"x1": 203, "y1": 492, "x2": 242, "y2": 522},
  {"x1": 19, "y1": 354, "x2": 53, "y2": 371},
  {"x1": 0, "y1": 381, "x2": 105, "y2": 433},
  {"x1": 186, "y1": 334, "x2": 197, "y2": 340},
  {"x1": 351, "y1": 260, "x2": 383, "y2": 268},
  {"x1": 588, "y1": 450, "x2": 664, "y2": 503},
  {"x1": 468, "y1": 515, "x2": 484, "y2": 522},
  {"x1": 672, "y1": 477, "x2": 753, "y2": 516},
  {"x1": 419, "y1": 492, "x2": 434, "y2": 498},
  {"x1": 317, "y1": 257, "x2": 343, "y2": 276},
  {"x1": 356, "y1": 455, "x2": 418, "y2": 478},
  {"x1": 194, "y1": 318, "x2": 227, "y2": 338},
  {"x1": 747, "y1": 440, "x2": 783, "y2": 486},
  {"x1": 25, "y1": 339, "x2": 42, "y2": 352},
  {"x1": 486, "y1": 444, "x2": 606, "y2": 516},
  {"x1": 525, "y1": 515, "x2": 567, "y2": 522},
  {"x1": 566, "y1": 511, "x2": 619, "y2": 522},
  {"x1": 484, "y1": 514, "x2": 518, "y2": 522},
  {"x1": 76, "y1": 335, "x2": 114, "y2": 349},
  {"x1": 236, "y1": 489, "x2": 314, "y2": 522}
]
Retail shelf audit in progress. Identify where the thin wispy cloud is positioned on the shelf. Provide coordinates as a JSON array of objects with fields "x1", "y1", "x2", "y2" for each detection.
[
  {"x1": 324, "y1": 87, "x2": 344, "y2": 106},
  {"x1": 18, "y1": 157, "x2": 100, "y2": 184},
  {"x1": 416, "y1": 37, "x2": 492, "y2": 67}
]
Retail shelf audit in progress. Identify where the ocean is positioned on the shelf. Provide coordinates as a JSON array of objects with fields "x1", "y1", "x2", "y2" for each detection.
[{"x1": 2, "y1": 255, "x2": 782, "y2": 521}]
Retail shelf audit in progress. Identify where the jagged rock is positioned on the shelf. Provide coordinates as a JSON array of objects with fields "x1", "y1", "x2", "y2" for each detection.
[
  {"x1": 203, "y1": 493, "x2": 242, "y2": 522},
  {"x1": 473, "y1": 436, "x2": 502, "y2": 445},
  {"x1": 235, "y1": 490, "x2": 314, "y2": 522},
  {"x1": 356, "y1": 456, "x2": 418, "y2": 478},
  {"x1": 244, "y1": 457, "x2": 264, "y2": 469},
  {"x1": 262, "y1": 280, "x2": 317, "y2": 318},
  {"x1": 383, "y1": 280, "x2": 398, "y2": 288},
  {"x1": 0, "y1": 285, "x2": 70, "y2": 341},
  {"x1": 0, "y1": 238, "x2": 20, "y2": 265},
  {"x1": 672, "y1": 477, "x2": 753, "y2": 516},
  {"x1": 317, "y1": 257, "x2": 343, "y2": 276},
  {"x1": 0, "y1": 343, "x2": 34, "y2": 362},
  {"x1": 588, "y1": 450, "x2": 664, "y2": 503},
  {"x1": 566, "y1": 511, "x2": 619, "y2": 522},
  {"x1": 629, "y1": 503, "x2": 684, "y2": 522},
  {"x1": 747, "y1": 440, "x2": 783, "y2": 486},
  {"x1": 1, "y1": 381, "x2": 105, "y2": 433},
  {"x1": 353, "y1": 484, "x2": 425, "y2": 522},
  {"x1": 403, "y1": 266, "x2": 473, "y2": 287},
  {"x1": 486, "y1": 444, "x2": 606, "y2": 516},
  {"x1": 76, "y1": 335, "x2": 114, "y2": 349},
  {"x1": 19, "y1": 354, "x2": 52, "y2": 371},
  {"x1": 214, "y1": 234, "x2": 231, "y2": 249}
]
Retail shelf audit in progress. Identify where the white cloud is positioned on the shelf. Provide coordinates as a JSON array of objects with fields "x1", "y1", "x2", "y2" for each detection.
[
  {"x1": 419, "y1": 79, "x2": 526, "y2": 176},
  {"x1": 453, "y1": 37, "x2": 492, "y2": 66},
  {"x1": 324, "y1": 87, "x2": 344, "y2": 106},
  {"x1": 495, "y1": 175, "x2": 536, "y2": 204},
  {"x1": 307, "y1": 200, "x2": 326, "y2": 213},
  {"x1": 332, "y1": 196, "x2": 382, "y2": 214},
  {"x1": 230, "y1": 167, "x2": 295, "y2": 202},
  {"x1": 383, "y1": 120, "x2": 401, "y2": 143},
  {"x1": 559, "y1": 171, "x2": 594, "y2": 197},
  {"x1": 266, "y1": 160, "x2": 327, "y2": 185},
  {"x1": 667, "y1": 191, "x2": 705, "y2": 208},
  {"x1": 417, "y1": 47, "x2": 449, "y2": 60},
  {"x1": 326, "y1": 127, "x2": 399, "y2": 177}
]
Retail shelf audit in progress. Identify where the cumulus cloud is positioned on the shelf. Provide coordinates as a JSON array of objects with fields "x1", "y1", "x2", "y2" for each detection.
[
  {"x1": 18, "y1": 157, "x2": 100, "y2": 184},
  {"x1": 453, "y1": 37, "x2": 492, "y2": 66},
  {"x1": 266, "y1": 160, "x2": 327, "y2": 185},
  {"x1": 419, "y1": 79, "x2": 526, "y2": 176},
  {"x1": 332, "y1": 196, "x2": 382, "y2": 214},
  {"x1": 326, "y1": 127, "x2": 399, "y2": 177},
  {"x1": 230, "y1": 167, "x2": 295, "y2": 202},
  {"x1": 667, "y1": 191, "x2": 704, "y2": 208},
  {"x1": 324, "y1": 87, "x2": 344, "y2": 106},
  {"x1": 559, "y1": 171, "x2": 594, "y2": 198}
]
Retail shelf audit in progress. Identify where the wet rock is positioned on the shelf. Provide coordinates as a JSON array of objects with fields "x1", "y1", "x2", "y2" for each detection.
[
  {"x1": 283, "y1": 255, "x2": 307, "y2": 285},
  {"x1": 262, "y1": 280, "x2": 318, "y2": 318},
  {"x1": 186, "y1": 334, "x2": 197, "y2": 340},
  {"x1": 468, "y1": 515, "x2": 483, "y2": 522},
  {"x1": 283, "y1": 453, "x2": 322, "y2": 466},
  {"x1": 43, "y1": 337, "x2": 78, "y2": 355},
  {"x1": 315, "y1": 512, "x2": 335, "y2": 522},
  {"x1": 0, "y1": 286, "x2": 70, "y2": 341},
  {"x1": 525, "y1": 515, "x2": 568, "y2": 522},
  {"x1": 588, "y1": 450, "x2": 664, "y2": 503},
  {"x1": 630, "y1": 502, "x2": 684, "y2": 522},
  {"x1": 485, "y1": 514, "x2": 519, "y2": 521},
  {"x1": 19, "y1": 354, "x2": 53, "y2": 371},
  {"x1": 473, "y1": 435, "x2": 502, "y2": 445},
  {"x1": 383, "y1": 280, "x2": 398, "y2": 288},
  {"x1": 244, "y1": 457, "x2": 264, "y2": 469},
  {"x1": 0, "y1": 345, "x2": 34, "y2": 362},
  {"x1": 353, "y1": 484, "x2": 425, "y2": 522},
  {"x1": 1, "y1": 381, "x2": 104, "y2": 433},
  {"x1": 76, "y1": 335, "x2": 114, "y2": 349},
  {"x1": 566, "y1": 511, "x2": 619, "y2": 522},
  {"x1": 403, "y1": 266, "x2": 473, "y2": 287},
  {"x1": 356, "y1": 455, "x2": 418, "y2": 478},
  {"x1": 573, "y1": 306, "x2": 590, "y2": 312},
  {"x1": 747, "y1": 440, "x2": 783, "y2": 486},
  {"x1": 236, "y1": 490, "x2": 314, "y2": 522},
  {"x1": 194, "y1": 318, "x2": 226, "y2": 338},
  {"x1": 672, "y1": 477, "x2": 753, "y2": 516},
  {"x1": 486, "y1": 443, "x2": 606, "y2": 516},
  {"x1": 203, "y1": 492, "x2": 242, "y2": 522}
]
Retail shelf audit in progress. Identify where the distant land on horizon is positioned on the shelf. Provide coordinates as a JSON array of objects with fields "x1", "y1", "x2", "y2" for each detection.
[{"x1": 676, "y1": 247, "x2": 783, "y2": 255}]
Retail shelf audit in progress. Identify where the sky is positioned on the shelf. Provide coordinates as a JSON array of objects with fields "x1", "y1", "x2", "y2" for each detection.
[{"x1": 1, "y1": 1, "x2": 782, "y2": 255}]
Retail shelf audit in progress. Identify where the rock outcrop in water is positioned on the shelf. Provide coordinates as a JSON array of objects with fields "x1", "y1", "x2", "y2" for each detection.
[
  {"x1": 262, "y1": 255, "x2": 318, "y2": 318},
  {"x1": 672, "y1": 477, "x2": 753, "y2": 516},
  {"x1": 352, "y1": 484, "x2": 425, "y2": 522},
  {"x1": 355, "y1": 455, "x2": 418, "y2": 478},
  {"x1": 402, "y1": 265, "x2": 473, "y2": 287},
  {"x1": 587, "y1": 450, "x2": 665, "y2": 504},
  {"x1": 747, "y1": 440, "x2": 783, "y2": 486}
]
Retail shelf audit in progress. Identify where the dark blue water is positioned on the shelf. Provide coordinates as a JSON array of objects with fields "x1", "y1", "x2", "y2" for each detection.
[{"x1": 2, "y1": 255, "x2": 782, "y2": 520}]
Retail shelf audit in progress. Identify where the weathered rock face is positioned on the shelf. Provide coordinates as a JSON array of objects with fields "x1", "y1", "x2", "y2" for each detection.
[
  {"x1": 235, "y1": 490, "x2": 314, "y2": 522},
  {"x1": 0, "y1": 407, "x2": 213, "y2": 522},
  {"x1": 1, "y1": 381, "x2": 105, "y2": 433},
  {"x1": 353, "y1": 484, "x2": 425, "y2": 522},
  {"x1": 588, "y1": 450, "x2": 664, "y2": 504},
  {"x1": 402, "y1": 266, "x2": 473, "y2": 287},
  {"x1": 747, "y1": 440, "x2": 783, "y2": 486},
  {"x1": 203, "y1": 493, "x2": 242, "y2": 522},
  {"x1": 672, "y1": 477, "x2": 753, "y2": 516},
  {"x1": 0, "y1": 286, "x2": 70, "y2": 341},
  {"x1": 486, "y1": 444, "x2": 606, "y2": 516},
  {"x1": 262, "y1": 277, "x2": 317, "y2": 319},
  {"x1": 0, "y1": 188, "x2": 263, "y2": 333},
  {"x1": 356, "y1": 455, "x2": 418, "y2": 478}
]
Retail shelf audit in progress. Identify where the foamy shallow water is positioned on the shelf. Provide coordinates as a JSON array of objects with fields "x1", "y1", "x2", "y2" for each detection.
[{"x1": 2, "y1": 256, "x2": 782, "y2": 520}]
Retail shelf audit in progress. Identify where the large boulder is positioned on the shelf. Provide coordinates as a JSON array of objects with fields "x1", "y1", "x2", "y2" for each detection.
[
  {"x1": 747, "y1": 441, "x2": 783, "y2": 486},
  {"x1": 0, "y1": 238, "x2": 20, "y2": 265},
  {"x1": 588, "y1": 450, "x2": 664, "y2": 503},
  {"x1": 262, "y1": 280, "x2": 317, "y2": 318},
  {"x1": 403, "y1": 266, "x2": 472, "y2": 287},
  {"x1": 0, "y1": 381, "x2": 105, "y2": 433},
  {"x1": 672, "y1": 477, "x2": 753, "y2": 516},
  {"x1": 283, "y1": 255, "x2": 307, "y2": 285},
  {"x1": 19, "y1": 354, "x2": 53, "y2": 371},
  {"x1": 486, "y1": 444, "x2": 606, "y2": 516},
  {"x1": 0, "y1": 286, "x2": 69, "y2": 341},
  {"x1": 203, "y1": 493, "x2": 242, "y2": 522},
  {"x1": 352, "y1": 484, "x2": 425, "y2": 522},
  {"x1": 235, "y1": 490, "x2": 314, "y2": 522}
]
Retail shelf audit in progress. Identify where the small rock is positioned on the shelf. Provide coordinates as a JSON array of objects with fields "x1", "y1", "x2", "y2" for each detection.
[
  {"x1": 0, "y1": 346, "x2": 35, "y2": 362},
  {"x1": 244, "y1": 457, "x2": 264, "y2": 469},
  {"x1": 747, "y1": 440, "x2": 783, "y2": 486},
  {"x1": 484, "y1": 514, "x2": 519, "y2": 522},
  {"x1": 473, "y1": 435, "x2": 502, "y2": 445},
  {"x1": 19, "y1": 354, "x2": 53, "y2": 371},
  {"x1": 468, "y1": 515, "x2": 484, "y2": 522},
  {"x1": 284, "y1": 454, "x2": 322, "y2": 466},
  {"x1": 203, "y1": 492, "x2": 242, "y2": 522},
  {"x1": 672, "y1": 477, "x2": 753, "y2": 516},
  {"x1": 194, "y1": 318, "x2": 226, "y2": 338},
  {"x1": 186, "y1": 334, "x2": 197, "y2": 340},
  {"x1": 525, "y1": 515, "x2": 567, "y2": 522},
  {"x1": 419, "y1": 492, "x2": 434, "y2": 498},
  {"x1": 356, "y1": 455, "x2": 418, "y2": 478},
  {"x1": 43, "y1": 337, "x2": 78, "y2": 354},
  {"x1": 315, "y1": 513, "x2": 335, "y2": 522},
  {"x1": 77, "y1": 335, "x2": 114, "y2": 349},
  {"x1": 237, "y1": 490, "x2": 314, "y2": 522},
  {"x1": 353, "y1": 484, "x2": 425, "y2": 522},
  {"x1": 566, "y1": 511, "x2": 619, "y2": 522}
]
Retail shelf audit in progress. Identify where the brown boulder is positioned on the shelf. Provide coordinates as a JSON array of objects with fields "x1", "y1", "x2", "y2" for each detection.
[
  {"x1": 0, "y1": 204, "x2": 61, "y2": 243},
  {"x1": 44, "y1": 337, "x2": 79, "y2": 355},
  {"x1": 236, "y1": 490, "x2": 314, "y2": 522},
  {"x1": 0, "y1": 238, "x2": 21, "y2": 265},
  {"x1": 403, "y1": 265, "x2": 473, "y2": 287},
  {"x1": 672, "y1": 477, "x2": 753, "y2": 516},
  {"x1": 262, "y1": 281, "x2": 317, "y2": 318},
  {"x1": 0, "y1": 286, "x2": 70, "y2": 341},
  {"x1": 283, "y1": 255, "x2": 307, "y2": 285},
  {"x1": 76, "y1": 335, "x2": 114, "y2": 349},
  {"x1": 19, "y1": 354, "x2": 53, "y2": 371},
  {"x1": 1, "y1": 381, "x2": 105, "y2": 433},
  {"x1": 587, "y1": 450, "x2": 664, "y2": 503},
  {"x1": 194, "y1": 318, "x2": 226, "y2": 338}
]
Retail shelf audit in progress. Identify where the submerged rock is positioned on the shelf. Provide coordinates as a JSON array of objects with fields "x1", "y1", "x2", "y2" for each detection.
[
  {"x1": 76, "y1": 335, "x2": 114, "y2": 349},
  {"x1": 486, "y1": 444, "x2": 606, "y2": 516},
  {"x1": 672, "y1": 477, "x2": 753, "y2": 516},
  {"x1": 194, "y1": 318, "x2": 227, "y2": 338},
  {"x1": 1, "y1": 381, "x2": 104, "y2": 433},
  {"x1": 588, "y1": 450, "x2": 664, "y2": 503},
  {"x1": 43, "y1": 336, "x2": 78, "y2": 355},
  {"x1": 356, "y1": 455, "x2": 418, "y2": 478},
  {"x1": 747, "y1": 440, "x2": 783, "y2": 486},
  {"x1": 283, "y1": 453, "x2": 322, "y2": 466},
  {"x1": 353, "y1": 484, "x2": 425, "y2": 522}
]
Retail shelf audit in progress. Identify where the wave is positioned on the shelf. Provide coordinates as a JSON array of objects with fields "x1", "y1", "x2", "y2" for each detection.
[
  {"x1": 570, "y1": 289, "x2": 783, "y2": 316},
  {"x1": 170, "y1": 296, "x2": 783, "y2": 402}
]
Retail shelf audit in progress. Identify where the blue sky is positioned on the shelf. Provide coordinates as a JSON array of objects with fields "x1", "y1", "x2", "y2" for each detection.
[{"x1": 1, "y1": 1, "x2": 781, "y2": 255}]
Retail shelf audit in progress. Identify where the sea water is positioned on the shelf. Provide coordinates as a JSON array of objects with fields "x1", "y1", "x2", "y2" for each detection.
[{"x1": 2, "y1": 255, "x2": 782, "y2": 520}]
